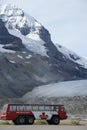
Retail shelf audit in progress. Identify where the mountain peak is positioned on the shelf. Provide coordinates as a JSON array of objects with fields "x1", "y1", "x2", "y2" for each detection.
[
  {"x1": 0, "y1": 4, "x2": 51, "y2": 44},
  {"x1": 0, "y1": 4, "x2": 53, "y2": 56},
  {"x1": 0, "y1": 4, "x2": 37, "y2": 34},
  {"x1": 0, "y1": 4, "x2": 24, "y2": 18}
]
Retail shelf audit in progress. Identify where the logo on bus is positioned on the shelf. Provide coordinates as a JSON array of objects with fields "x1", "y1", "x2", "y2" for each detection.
[{"x1": 39, "y1": 112, "x2": 48, "y2": 119}]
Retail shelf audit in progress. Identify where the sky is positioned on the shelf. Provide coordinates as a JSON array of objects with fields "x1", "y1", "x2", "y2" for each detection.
[{"x1": 0, "y1": 0, "x2": 87, "y2": 56}]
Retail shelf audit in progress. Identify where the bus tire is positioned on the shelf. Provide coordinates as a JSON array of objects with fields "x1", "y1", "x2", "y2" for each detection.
[
  {"x1": 51, "y1": 116, "x2": 60, "y2": 125},
  {"x1": 47, "y1": 120, "x2": 52, "y2": 125},
  {"x1": 26, "y1": 115, "x2": 35, "y2": 125},
  {"x1": 15, "y1": 116, "x2": 25, "y2": 125},
  {"x1": 12, "y1": 120, "x2": 18, "y2": 125}
]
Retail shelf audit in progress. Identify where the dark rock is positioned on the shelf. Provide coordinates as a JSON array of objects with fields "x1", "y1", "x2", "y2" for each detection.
[{"x1": 0, "y1": 19, "x2": 26, "y2": 51}]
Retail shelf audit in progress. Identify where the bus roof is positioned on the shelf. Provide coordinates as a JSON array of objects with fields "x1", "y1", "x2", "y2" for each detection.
[{"x1": 4, "y1": 103, "x2": 64, "y2": 106}]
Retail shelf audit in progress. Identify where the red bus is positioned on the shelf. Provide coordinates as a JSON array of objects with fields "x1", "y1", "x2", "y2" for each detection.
[{"x1": 1, "y1": 104, "x2": 67, "y2": 125}]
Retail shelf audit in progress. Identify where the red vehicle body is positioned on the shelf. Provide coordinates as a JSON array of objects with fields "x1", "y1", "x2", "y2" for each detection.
[{"x1": 1, "y1": 104, "x2": 67, "y2": 125}]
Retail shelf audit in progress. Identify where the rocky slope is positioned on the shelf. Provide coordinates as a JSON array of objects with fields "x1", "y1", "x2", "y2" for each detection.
[{"x1": 0, "y1": 4, "x2": 87, "y2": 98}]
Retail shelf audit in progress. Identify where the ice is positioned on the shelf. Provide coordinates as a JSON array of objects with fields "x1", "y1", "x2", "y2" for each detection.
[
  {"x1": 24, "y1": 80, "x2": 87, "y2": 98},
  {"x1": 26, "y1": 33, "x2": 41, "y2": 41},
  {"x1": 26, "y1": 55, "x2": 32, "y2": 59},
  {"x1": 17, "y1": 54, "x2": 23, "y2": 59},
  {"x1": 9, "y1": 60, "x2": 16, "y2": 63}
]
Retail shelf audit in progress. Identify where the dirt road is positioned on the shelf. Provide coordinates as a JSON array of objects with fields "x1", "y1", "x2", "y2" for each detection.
[{"x1": 0, "y1": 125, "x2": 87, "y2": 130}]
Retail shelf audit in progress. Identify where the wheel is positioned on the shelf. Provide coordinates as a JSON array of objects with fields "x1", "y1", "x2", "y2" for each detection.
[
  {"x1": 51, "y1": 116, "x2": 60, "y2": 125},
  {"x1": 12, "y1": 120, "x2": 18, "y2": 125},
  {"x1": 47, "y1": 120, "x2": 52, "y2": 125},
  {"x1": 13, "y1": 116, "x2": 25, "y2": 125},
  {"x1": 26, "y1": 116, "x2": 35, "y2": 125}
]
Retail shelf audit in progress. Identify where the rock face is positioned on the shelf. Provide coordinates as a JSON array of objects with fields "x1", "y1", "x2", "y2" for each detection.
[
  {"x1": 0, "y1": 4, "x2": 87, "y2": 98},
  {"x1": 0, "y1": 19, "x2": 25, "y2": 51}
]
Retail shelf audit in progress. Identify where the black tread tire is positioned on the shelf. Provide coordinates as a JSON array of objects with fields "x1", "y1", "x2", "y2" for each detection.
[
  {"x1": 12, "y1": 120, "x2": 18, "y2": 125},
  {"x1": 26, "y1": 116, "x2": 35, "y2": 125},
  {"x1": 47, "y1": 120, "x2": 52, "y2": 125},
  {"x1": 13, "y1": 116, "x2": 25, "y2": 125},
  {"x1": 51, "y1": 116, "x2": 60, "y2": 125},
  {"x1": 18, "y1": 116, "x2": 25, "y2": 125}
]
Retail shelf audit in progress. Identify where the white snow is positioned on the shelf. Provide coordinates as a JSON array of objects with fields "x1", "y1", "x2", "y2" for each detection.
[
  {"x1": 26, "y1": 55, "x2": 32, "y2": 59},
  {"x1": 55, "y1": 43, "x2": 87, "y2": 69},
  {"x1": 0, "y1": 44, "x2": 15, "y2": 53},
  {"x1": 76, "y1": 57, "x2": 87, "y2": 68},
  {"x1": 0, "y1": 4, "x2": 8, "y2": 15},
  {"x1": 0, "y1": 4, "x2": 48, "y2": 56},
  {"x1": 25, "y1": 13, "x2": 38, "y2": 27},
  {"x1": 0, "y1": 4, "x2": 41, "y2": 33},
  {"x1": 34, "y1": 21, "x2": 42, "y2": 27},
  {"x1": 23, "y1": 80, "x2": 87, "y2": 98},
  {"x1": 9, "y1": 60, "x2": 16, "y2": 63},
  {"x1": 26, "y1": 33, "x2": 41, "y2": 41},
  {"x1": 17, "y1": 54, "x2": 23, "y2": 59},
  {"x1": 22, "y1": 51, "x2": 26, "y2": 54},
  {"x1": 6, "y1": 25, "x2": 48, "y2": 56}
]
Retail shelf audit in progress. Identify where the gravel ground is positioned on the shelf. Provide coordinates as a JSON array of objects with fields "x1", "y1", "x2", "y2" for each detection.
[{"x1": 0, "y1": 125, "x2": 87, "y2": 130}]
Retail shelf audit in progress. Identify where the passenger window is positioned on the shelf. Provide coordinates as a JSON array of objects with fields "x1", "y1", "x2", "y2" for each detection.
[
  {"x1": 26, "y1": 106, "x2": 32, "y2": 111},
  {"x1": 10, "y1": 105, "x2": 16, "y2": 111},
  {"x1": 19, "y1": 106, "x2": 25, "y2": 111},
  {"x1": 50, "y1": 106, "x2": 54, "y2": 111},
  {"x1": 45, "y1": 106, "x2": 50, "y2": 111},
  {"x1": 39, "y1": 106, "x2": 44, "y2": 111},
  {"x1": 32, "y1": 106, "x2": 38, "y2": 111}
]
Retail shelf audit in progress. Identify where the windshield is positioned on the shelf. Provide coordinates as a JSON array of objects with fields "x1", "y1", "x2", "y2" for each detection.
[{"x1": 2, "y1": 104, "x2": 8, "y2": 112}]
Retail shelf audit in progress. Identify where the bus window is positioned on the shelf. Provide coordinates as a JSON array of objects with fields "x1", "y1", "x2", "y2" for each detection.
[
  {"x1": 38, "y1": 106, "x2": 44, "y2": 111},
  {"x1": 18, "y1": 106, "x2": 25, "y2": 111},
  {"x1": 16, "y1": 106, "x2": 20, "y2": 111},
  {"x1": 26, "y1": 105, "x2": 32, "y2": 111},
  {"x1": 50, "y1": 106, "x2": 54, "y2": 111},
  {"x1": 10, "y1": 105, "x2": 16, "y2": 111},
  {"x1": 32, "y1": 105, "x2": 38, "y2": 111},
  {"x1": 44, "y1": 106, "x2": 50, "y2": 111}
]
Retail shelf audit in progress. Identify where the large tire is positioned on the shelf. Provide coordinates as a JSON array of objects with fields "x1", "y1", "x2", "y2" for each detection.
[
  {"x1": 26, "y1": 116, "x2": 35, "y2": 125},
  {"x1": 13, "y1": 116, "x2": 25, "y2": 125},
  {"x1": 12, "y1": 120, "x2": 18, "y2": 125},
  {"x1": 51, "y1": 116, "x2": 60, "y2": 125},
  {"x1": 47, "y1": 120, "x2": 52, "y2": 125}
]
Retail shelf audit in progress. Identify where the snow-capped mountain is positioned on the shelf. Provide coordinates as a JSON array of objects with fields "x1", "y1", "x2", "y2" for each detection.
[
  {"x1": 0, "y1": 4, "x2": 87, "y2": 98},
  {"x1": 0, "y1": 4, "x2": 87, "y2": 67},
  {"x1": 0, "y1": 4, "x2": 51, "y2": 56}
]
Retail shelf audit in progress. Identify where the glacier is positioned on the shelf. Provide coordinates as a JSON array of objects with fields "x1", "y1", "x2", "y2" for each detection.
[{"x1": 23, "y1": 80, "x2": 87, "y2": 98}]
